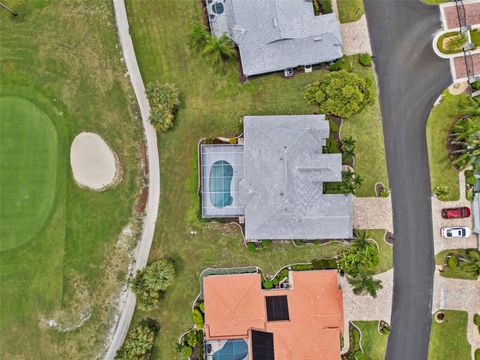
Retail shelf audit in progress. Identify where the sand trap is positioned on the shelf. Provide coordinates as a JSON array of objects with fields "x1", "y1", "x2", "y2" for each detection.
[{"x1": 70, "y1": 132, "x2": 119, "y2": 191}]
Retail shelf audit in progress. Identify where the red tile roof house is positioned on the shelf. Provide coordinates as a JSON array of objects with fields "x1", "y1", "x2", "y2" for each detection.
[{"x1": 203, "y1": 270, "x2": 344, "y2": 360}]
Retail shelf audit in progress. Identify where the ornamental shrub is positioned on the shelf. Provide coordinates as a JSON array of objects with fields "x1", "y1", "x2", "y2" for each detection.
[
  {"x1": 474, "y1": 313, "x2": 480, "y2": 326},
  {"x1": 358, "y1": 53, "x2": 372, "y2": 66},
  {"x1": 433, "y1": 185, "x2": 449, "y2": 200},
  {"x1": 198, "y1": 302, "x2": 205, "y2": 313},
  {"x1": 146, "y1": 82, "x2": 180, "y2": 132},
  {"x1": 304, "y1": 70, "x2": 372, "y2": 118},
  {"x1": 472, "y1": 80, "x2": 480, "y2": 91},
  {"x1": 192, "y1": 308, "x2": 204, "y2": 328},
  {"x1": 263, "y1": 280, "x2": 273, "y2": 289},
  {"x1": 329, "y1": 57, "x2": 352, "y2": 72},
  {"x1": 447, "y1": 255, "x2": 458, "y2": 268},
  {"x1": 466, "y1": 175, "x2": 477, "y2": 186},
  {"x1": 247, "y1": 242, "x2": 257, "y2": 252}
]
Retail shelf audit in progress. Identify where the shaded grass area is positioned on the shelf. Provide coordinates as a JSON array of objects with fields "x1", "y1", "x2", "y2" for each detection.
[
  {"x1": 125, "y1": 1, "x2": 390, "y2": 358},
  {"x1": 435, "y1": 249, "x2": 479, "y2": 280},
  {"x1": 337, "y1": 0, "x2": 364, "y2": 23},
  {"x1": 354, "y1": 321, "x2": 388, "y2": 360},
  {"x1": 426, "y1": 91, "x2": 469, "y2": 201},
  {"x1": 0, "y1": 1, "x2": 142, "y2": 358},
  {"x1": 472, "y1": 29, "x2": 480, "y2": 47},
  {"x1": 429, "y1": 310, "x2": 471, "y2": 360}
]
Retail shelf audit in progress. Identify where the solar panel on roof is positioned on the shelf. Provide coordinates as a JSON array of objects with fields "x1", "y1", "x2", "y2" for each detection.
[
  {"x1": 265, "y1": 295, "x2": 289, "y2": 321},
  {"x1": 251, "y1": 330, "x2": 274, "y2": 360}
]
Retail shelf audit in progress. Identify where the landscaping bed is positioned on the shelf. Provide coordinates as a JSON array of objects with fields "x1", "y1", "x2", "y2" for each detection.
[
  {"x1": 435, "y1": 248, "x2": 480, "y2": 280},
  {"x1": 436, "y1": 31, "x2": 467, "y2": 55}
]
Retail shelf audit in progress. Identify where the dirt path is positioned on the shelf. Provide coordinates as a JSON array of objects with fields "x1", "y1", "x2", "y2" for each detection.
[{"x1": 104, "y1": 1, "x2": 160, "y2": 358}]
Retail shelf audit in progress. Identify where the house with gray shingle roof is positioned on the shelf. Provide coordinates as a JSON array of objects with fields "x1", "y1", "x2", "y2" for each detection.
[
  {"x1": 205, "y1": 0, "x2": 343, "y2": 77},
  {"x1": 200, "y1": 115, "x2": 353, "y2": 240}
]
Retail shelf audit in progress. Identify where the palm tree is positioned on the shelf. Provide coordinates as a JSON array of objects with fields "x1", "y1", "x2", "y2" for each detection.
[
  {"x1": 341, "y1": 136, "x2": 356, "y2": 163},
  {"x1": 352, "y1": 230, "x2": 370, "y2": 251},
  {"x1": 347, "y1": 272, "x2": 383, "y2": 298},
  {"x1": 202, "y1": 34, "x2": 236, "y2": 65},
  {"x1": 189, "y1": 22, "x2": 209, "y2": 50}
]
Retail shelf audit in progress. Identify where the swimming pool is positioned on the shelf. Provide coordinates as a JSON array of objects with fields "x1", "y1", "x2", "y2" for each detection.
[
  {"x1": 212, "y1": 339, "x2": 248, "y2": 360},
  {"x1": 209, "y1": 160, "x2": 233, "y2": 208}
]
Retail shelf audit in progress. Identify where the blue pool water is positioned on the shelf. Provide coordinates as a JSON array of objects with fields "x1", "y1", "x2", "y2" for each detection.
[
  {"x1": 209, "y1": 160, "x2": 233, "y2": 208},
  {"x1": 212, "y1": 340, "x2": 248, "y2": 360}
]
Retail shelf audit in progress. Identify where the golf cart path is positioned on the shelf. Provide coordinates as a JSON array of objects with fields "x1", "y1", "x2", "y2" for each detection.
[{"x1": 105, "y1": 0, "x2": 160, "y2": 358}]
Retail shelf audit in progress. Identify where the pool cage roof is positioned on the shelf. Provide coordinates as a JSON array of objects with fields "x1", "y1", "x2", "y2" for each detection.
[{"x1": 200, "y1": 144, "x2": 245, "y2": 218}]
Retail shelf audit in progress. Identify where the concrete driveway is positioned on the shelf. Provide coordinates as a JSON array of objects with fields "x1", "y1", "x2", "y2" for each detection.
[{"x1": 364, "y1": 0, "x2": 452, "y2": 358}]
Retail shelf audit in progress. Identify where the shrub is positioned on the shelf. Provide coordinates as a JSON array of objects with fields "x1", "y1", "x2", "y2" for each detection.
[
  {"x1": 129, "y1": 259, "x2": 175, "y2": 311},
  {"x1": 198, "y1": 302, "x2": 205, "y2": 313},
  {"x1": 466, "y1": 175, "x2": 477, "y2": 186},
  {"x1": 146, "y1": 82, "x2": 180, "y2": 132},
  {"x1": 318, "y1": 0, "x2": 333, "y2": 14},
  {"x1": 291, "y1": 264, "x2": 314, "y2": 271},
  {"x1": 325, "y1": 136, "x2": 340, "y2": 154},
  {"x1": 261, "y1": 239, "x2": 272, "y2": 248},
  {"x1": 433, "y1": 185, "x2": 449, "y2": 200},
  {"x1": 472, "y1": 80, "x2": 480, "y2": 91},
  {"x1": 447, "y1": 255, "x2": 458, "y2": 268},
  {"x1": 115, "y1": 318, "x2": 160, "y2": 360},
  {"x1": 467, "y1": 189, "x2": 474, "y2": 201},
  {"x1": 358, "y1": 53, "x2": 372, "y2": 67},
  {"x1": 475, "y1": 348, "x2": 480, "y2": 360},
  {"x1": 185, "y1": 330, "x2": 198, "y2": 348},
  {"x1": 341, "y1": 136, "x2": 356, "y2": 163},
  {"x1": 380, "y1": 189, "x2": 390, "y2": 197},
  {"x1": 247, "y1": 242, "x2": 257, "y2": 252},
  {"x1": 262, "y1": 280, "x2": 273, "y2": 289},
  {"x1": 340, "y1": 170, "x2": 363, "y2": 195},
  {"x1": 192, "y1": 308, "x2": 204, "y2": 328},
  {"x1": 329, "y1": 57, "x2": 352, "y2": 72},
  {"x1": 304, "y1": 70, "x2": 372, "y2": 118},
  {"x1": 181, "y1": 346, "x2": 192, "y2": 359},
  {"x1": 474, "y1": 313, "x2": 480, "y2": 326}
]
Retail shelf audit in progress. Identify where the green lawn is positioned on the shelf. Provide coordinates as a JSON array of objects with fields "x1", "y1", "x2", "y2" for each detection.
[
  {"x1": 426, "y1": 91, "x2": 469, "y2": 201},
  {"x1": 125, "y1": 1, "x2": 390, "y2": 358},
  {"x1": 336, "y1": 0, "x2": 364, "y2": 23},
  {"x1": 429, "y1": 310, "x2": 472, "y2": 360},
  {"x1": 354, "y1": 321, "x2": 389, "y2": 360},
  {"x1": 0, "y1": 96, "x2": 58, "y2": 252},
  {"x1": 472, "y1": 29, "x2": 480, "y2": 47},
  {"x1": 435, "y1": 249, "x2": 479, "y2": 280},
  {"x1": 0, "y1": 1, "x2": 142, "y2": 358},
  {"x1": 422, "y1": 0, "x2": 449, "y2": 4}
]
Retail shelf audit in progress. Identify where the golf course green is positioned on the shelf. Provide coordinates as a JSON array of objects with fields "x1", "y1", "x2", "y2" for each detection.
[{"x1": 0, "y1": 96, "x2": 58, "y2": 252}]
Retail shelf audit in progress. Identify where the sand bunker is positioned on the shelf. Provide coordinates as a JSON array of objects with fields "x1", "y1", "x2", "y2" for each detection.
[{"x1": 70, "y1": 132, "x2": 119, "y2": 191}]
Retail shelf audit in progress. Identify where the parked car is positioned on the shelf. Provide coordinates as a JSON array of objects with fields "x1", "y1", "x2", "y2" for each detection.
[
  {"x1": 441, "y1": 226, "x2": 471, "y2": 238},
  {"x1": 441, "y1": 207, "x2": 471, "y2": 219}
]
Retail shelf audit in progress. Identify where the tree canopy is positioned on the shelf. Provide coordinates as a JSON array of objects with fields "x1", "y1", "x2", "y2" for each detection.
[
  {"x1": 130, "y1": 259, "x2": 176, "y2": 311},
  {"x1": 304, "y1": 70, "x2": 372, "y2": 118}
]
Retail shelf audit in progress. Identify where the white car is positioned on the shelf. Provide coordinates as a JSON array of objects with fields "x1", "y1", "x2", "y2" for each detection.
[{"x1": 441, "y1": 226, "x2": 471, "y2": 238}]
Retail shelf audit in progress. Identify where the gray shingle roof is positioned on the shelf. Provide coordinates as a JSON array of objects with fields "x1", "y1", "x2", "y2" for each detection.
[
  {"x1": 206, "y1": 0, "x2": 343, "y2": 76},
  {"x1": 239, "y1": 115, "x2": 352, "y2": 240}
]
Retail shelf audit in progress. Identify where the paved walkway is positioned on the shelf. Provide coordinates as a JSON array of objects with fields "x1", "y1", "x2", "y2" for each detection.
[
  {"x1": 105, "y1": 1, "x2": 161, "y2": 359},
  {"x1": 340, "y1": 269, "x2": 393, "y2": 353},
  {"x1": 352, "y1": 196, "x2": 393, "y2": 232},
  {"x1": 431, "y1": 170, "x2": 479, "y2": 254},
  {"x1": 432, "y1": 269, "x2": 480, "y2": 358},
  {"x1": 331, "y1": 0, "x2": 372, "y2": 55}
]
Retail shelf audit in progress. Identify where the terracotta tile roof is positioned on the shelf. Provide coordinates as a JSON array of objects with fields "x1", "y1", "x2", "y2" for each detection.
[
  {"x1": 203, "y1": 270, "x2": 344, "y2": 359},
  {"x1": 443, "y1": 2, "x2": 480, "y2": 29},
  {"x1": 453, "y1": 53, "x2": 480, "y2": 79}
]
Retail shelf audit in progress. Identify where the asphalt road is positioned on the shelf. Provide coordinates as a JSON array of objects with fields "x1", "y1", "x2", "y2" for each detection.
[{"x1": 363, "y1": 1, "x2": 452, "y2": 359}]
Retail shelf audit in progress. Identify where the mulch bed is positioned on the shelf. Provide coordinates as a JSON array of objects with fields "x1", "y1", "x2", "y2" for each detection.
[
  {"x1": 375, "y1": 182, "x2": 386, "y2": 196},
  {"x1": 135, "y1": 185, "x2": 149, "y2": 215},
  {"x1": 385, "y1": 231, "x2": 394, "y2": 245}
]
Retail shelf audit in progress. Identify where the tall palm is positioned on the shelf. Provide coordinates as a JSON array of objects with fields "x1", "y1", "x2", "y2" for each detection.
[
  {"x1": 202, "y1": 34, "x2": 236, "y2": 65},
  {"x1": 451, "y1": 117, "x2": 480, "y2": 142},
  {"x1": 347, "y1": 272, "x2": 383, "y2": 298}
]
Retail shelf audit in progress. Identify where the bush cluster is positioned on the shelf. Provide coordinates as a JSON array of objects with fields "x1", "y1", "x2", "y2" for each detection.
[
  {"x1": 358, "y1": 53, "x2": 372, "y2": 67},
  {"x1": 329, "y1": 57, "x2": 352, "y2": 72},
  {"x1": 129, "y1": 259, "x2": 175, "y2": 311},
  {"x1": 115, "y1": 318, "x2": 160, "y2": 360},
  {"x1": 447, "y1": 255, "x2": 458, "y2": 268},
  {"x1": 304, "y1": 70, "x2": 372, "y2": 118},
  {"x1": 146, "y1": 82, "x2": 180, "y2": 132}
]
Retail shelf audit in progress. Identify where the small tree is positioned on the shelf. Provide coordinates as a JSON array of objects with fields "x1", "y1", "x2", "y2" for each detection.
[
  {"x1": 347, "y1": 272, "x2": 383, "y2": 298},
  {"x1": 304, "y1": 70, "x2": 372, "y2": 118},
  {"x1": 202, "y1": 34, "x2": 236, "y2": 65},
  {"x1": 339, "y1": 246, "x2": 379, "y2": 277},
  {"x1": 146, "y1": 82, "x2": 180, "y2": 132},
  {"x1": 351, "y1": 230, "x2": 371, "y2": 251},
  {"x1": 341, "y1": 136, "x2": 356, "y2": 163},
  {"x1": 130, "y1": 259, "x2": 175, "y2": 311}
]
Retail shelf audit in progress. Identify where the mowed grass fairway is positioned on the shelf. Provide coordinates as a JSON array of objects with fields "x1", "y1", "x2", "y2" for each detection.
[
  {"x1": 1, "y1": 96, "x2": 58, "y2": 251},
  {"x1": 126, "y1": 0, "x2": 389, "y2": 358},
  {"x1": 0, "y1": 1, "x2": 142, "y2": 358}
]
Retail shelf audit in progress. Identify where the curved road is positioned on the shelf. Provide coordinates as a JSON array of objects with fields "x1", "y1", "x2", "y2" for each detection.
[
  {"x1": 364, "y1": 1, "x2": 451, "y2": 359},
  {"x1": 105, "y1": 0, "x2": 160, "y2": 358}
]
